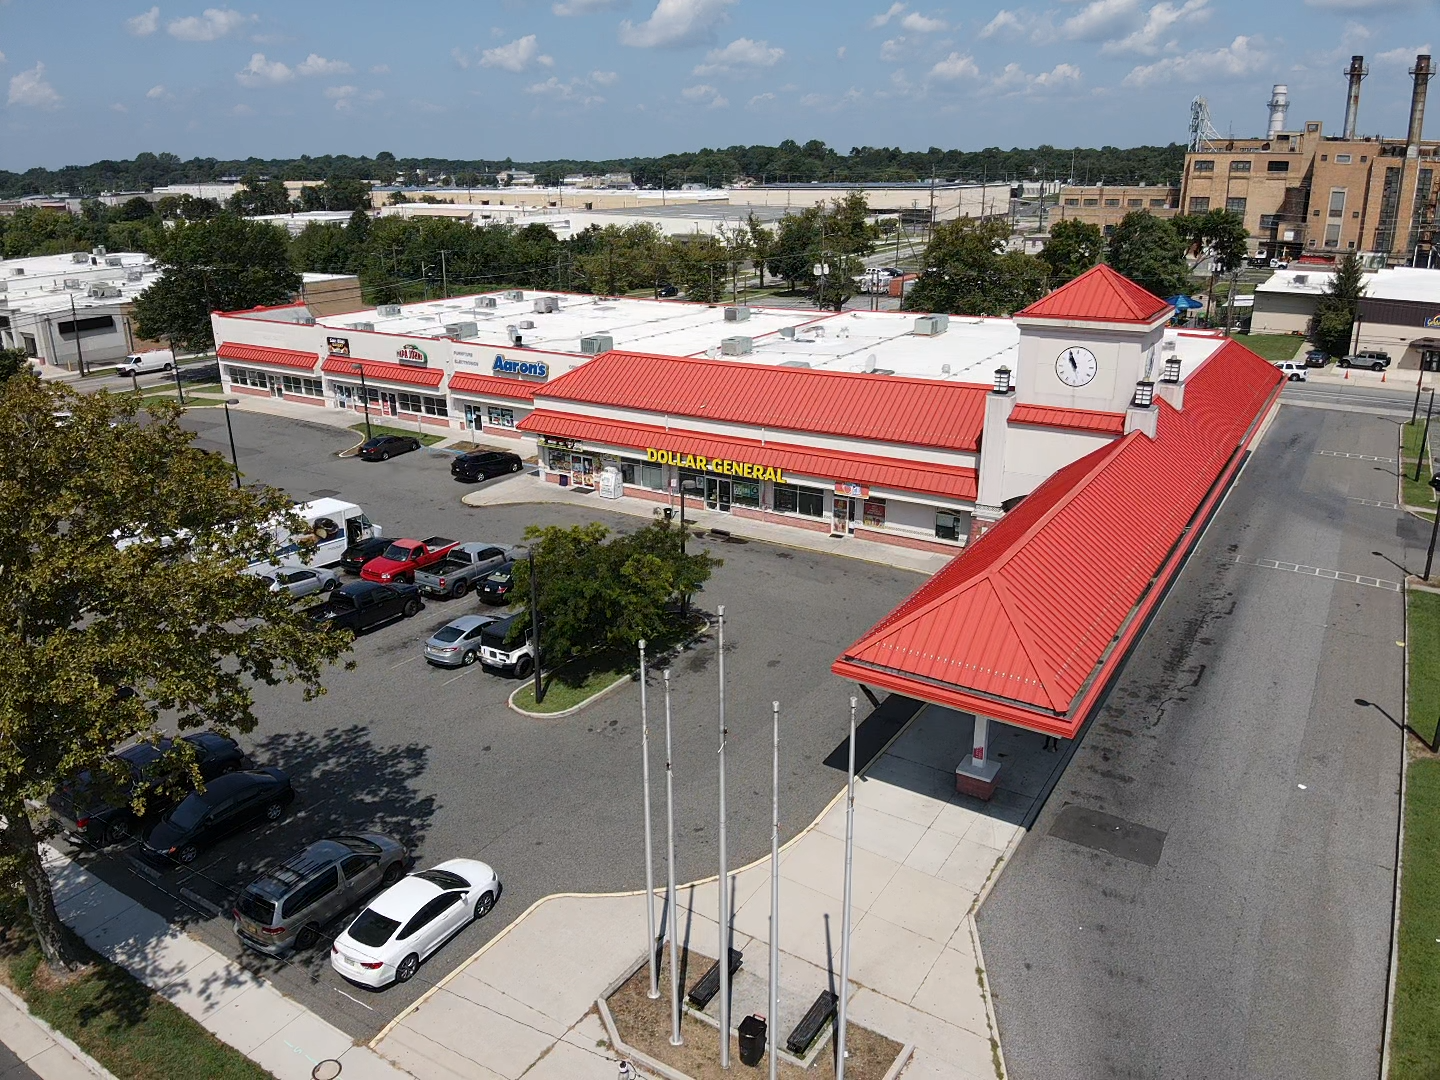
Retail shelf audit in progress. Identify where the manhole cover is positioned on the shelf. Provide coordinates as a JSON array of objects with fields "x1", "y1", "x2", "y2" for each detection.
[
  {"x1": 312, "y1": 1060, "x2": 341, "y2": 1080},
  {"x1": 309, "y1": 488, "x2": 340, "y2": 498}
]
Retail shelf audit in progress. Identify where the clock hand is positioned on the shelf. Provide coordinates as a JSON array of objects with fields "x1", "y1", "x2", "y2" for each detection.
[{"x1": 1068, "y1": 352, "x2": 1077, "y2": 370}]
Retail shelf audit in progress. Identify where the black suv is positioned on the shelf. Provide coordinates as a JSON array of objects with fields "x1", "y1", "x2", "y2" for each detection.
[
  {"x1": 311, "y1": 580, "x2": 422, "y2": 633},
  {"x1": 340, "y1": 536, "x2": 390, "y2": 574},
  {"x1": 139, "y1": 767, "x2": 294, "y2": 868},
  {"x1": 48, "y1": 732, "x2": 249, "y2": 848},
  {"x1": 451, "y1": 450, "x2": 524, "y2": 482},
  {"x1": 358, "y1": 434, "x2": 422, "y2": 461}
]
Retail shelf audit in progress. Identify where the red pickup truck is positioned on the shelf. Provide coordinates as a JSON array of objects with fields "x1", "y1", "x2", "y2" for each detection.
[{"x1": 360, "y1": 536, "x2": 458, "y2": 584}]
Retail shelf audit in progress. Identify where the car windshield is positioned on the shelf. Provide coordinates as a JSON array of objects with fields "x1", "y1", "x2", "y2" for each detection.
[
  {"x1": 381, "y1": 544, "x2": 412, "y2": 561},
  {"x1": 414, "y1": 868, "x2": 470, "y2": 890},
  {"x1": 236, "y1": 891, "x2": 277, "y2": 925},
  {"x1": 347, "y1": 908, "x2": 401, "y2": 947},
  {"x1": 433, "y1": 626, "x2": 464, "y2": 643},
  {"x1": 167, "y1": 793, "x2": 208, "y2": 830}
]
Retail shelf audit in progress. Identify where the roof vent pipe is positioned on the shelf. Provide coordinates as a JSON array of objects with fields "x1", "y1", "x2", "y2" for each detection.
[
  {"x1": 1343, "y1": 55, "x2": 1367, "y2": 139},
  {"x1": 1408, "y1": 54, "x2": 1434, "y2": 158},
  {"x1": 1266, "y1": 84, "x2": 1289, "y2": 139}
]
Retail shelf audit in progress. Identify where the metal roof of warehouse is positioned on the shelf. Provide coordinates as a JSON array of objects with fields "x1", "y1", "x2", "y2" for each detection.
[
  {"x1": 533, "y1": 350, "x2": 990, "y2": 452},
  {"x1": 832, "y1": 340, "x2": 1284, "y2": 738}
]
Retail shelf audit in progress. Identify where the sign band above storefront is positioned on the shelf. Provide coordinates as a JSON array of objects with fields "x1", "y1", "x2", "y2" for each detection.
[
  {"x1": 646, "y1": 447, "x2": 786, "y2": 483},
  {"x1": 494, "y1": 356, "x2": 548, "y2": 378}
]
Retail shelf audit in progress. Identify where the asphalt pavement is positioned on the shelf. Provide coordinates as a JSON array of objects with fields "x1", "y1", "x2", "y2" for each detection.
[
  {"x1": 63, "y1": 408, "x2": 927, "y2": 1043},
  {"x1": 977, "y1": 400, "x2": 1410, "y2": 1078}
]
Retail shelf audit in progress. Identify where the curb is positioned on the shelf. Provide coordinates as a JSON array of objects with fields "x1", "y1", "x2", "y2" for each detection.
[
  {"x1": 0, "y1": 981, "x2": 118, "y2": 1080},
  {"x1": 507, "y1": 670, "x2": 632, "y2": 718}
]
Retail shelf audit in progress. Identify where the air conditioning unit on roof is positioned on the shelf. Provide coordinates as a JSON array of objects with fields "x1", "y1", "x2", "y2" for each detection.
[
  {"x1": 519, "y1": 319, "x2": 535, "y2": 330},
  {"x1": 63, "y1": 278, "x2": 82, "y2": 290},
  {"x1": 348, "y1": 321, "x2": 375, "y2": 331},
  {"x1": 724, "y1": 305, "x2": 750, "y2": 322},
  {"x1": 721, "y1": 336, "x2": 753, "y2": 356},
  {"x1": 475, "y1": 296, "x2": 498, "y2": 309},
  {"x1": 780, "y1": 326, "x2": 796, "y2": 339},
  {"x1": 104, "y1": 255, "x2": 123, "y2": 267},
  {"x1": 444, "y1": 320, "x2": 478, "y2": 339},
  {"x1": 503, "y1": 290, "x2": 524, "y2": 301},
  {"x1": 71, "y1": 253, "x2": 90, "y2": 264},
  {"x1": 87, "y1": 284, "x2": 121, "y2": 299},
  {"x1": 580, "y1": 333, "x2": 613, "y2": 355},
  {"x1": 533, "y1": 296, "x2": 559, "y2": 313},
  {"x1": 377, "y1": 304, "x2": 402, "y2": 317},
  {"x1": 913, "y1": 314, "x2": 949, "y2": 336}
]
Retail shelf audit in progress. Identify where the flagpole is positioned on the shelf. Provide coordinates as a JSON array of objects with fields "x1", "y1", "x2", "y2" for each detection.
[
  {"x1": 836, "y1": 696, "x2": 856, "y2": 1080},
  {"x1": 768, "y1": 700, "x2": 781, "y2": 1080},
  {"x1": 717, "y1": 606, "x2": 730, "y2": 1068},
  {"x1": 665, "y1": 670, "x2": 683, "y2": 1046},
  {"x1": 640, "y1": 640, "x2": 659, "y2": 999}
]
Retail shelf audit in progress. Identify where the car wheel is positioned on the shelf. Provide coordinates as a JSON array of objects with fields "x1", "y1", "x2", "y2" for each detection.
[
  {"x1": 515, "y1": 656, "x2": 534, "y2": 679},
  {"x1": 473, "y1": 891, "x2": 495, "y2": 920},
  {"x1": 510, "y1": 462, "x2": 522, "y2": 473},
  {"x1": 322, "y1": 578, "x2": 337, "y2": 592},
  {"x1": 177, "y1": 844, "x2": 198, "y2": 864},
  {"x1": 410, "y1": 440, "x2": 421, "y2": 451},
  {"x1": 1289, "y1": 373, "x2": 1301, "y2": 382},
  {"x1": 264, "y1": 801, "x2": 285, "y2": 822},
  {"x1": 381, "y1": 451, "x2": 390, "y2": 461},
  {"x1": 381, "y1": 861, "x2": 405, "y2": 887},
  {"x1": 1339, "y1": 359, "x2": 1350, "y2": 368},
  {"x1": 402, "y1": 598, "x2": 420, "y2": 618},
  {"x1": 101, "y1": 822, "x2": 128, "y2": 847},
  {"x1": 395, "y1": 954, "x2": 420, "y2": 984},
  {"x1": 163, "y1": 363, "x2": 173, "y2": 372},
  {"x1": 451, "y1": 580, "x2": 468, "y2": 599},
  {"x1": 296, "y1": 924, "x2": 320, "y2": 950},
  {"x1": 462, "y1": 649, "x2": 477, "y2": 666},
  {"x1": 1374, "y1": 363, "x2": 1385, "y2": 372}
]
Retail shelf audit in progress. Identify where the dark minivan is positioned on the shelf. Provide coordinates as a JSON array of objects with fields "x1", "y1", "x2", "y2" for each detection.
[
  {"x1": 139, "y1": 768, "x2": 294, "y2": 868},
  {"x1": 451, "y1": 450, "x2": 524, "y2": 482}
]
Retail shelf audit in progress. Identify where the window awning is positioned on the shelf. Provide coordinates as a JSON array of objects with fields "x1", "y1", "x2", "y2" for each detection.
[
  {"x1": 217, "y1": 342, "x2": 318, "y2": 371},
  {"x1": 449, "y1": 373, "x2": 539, "y2": 400},
  {"x1": 518, "y1": 410, "x2": 977, "y2": 501},
  {"x1": 320, "y1": 356, "x2": 444, "y2": 387}
]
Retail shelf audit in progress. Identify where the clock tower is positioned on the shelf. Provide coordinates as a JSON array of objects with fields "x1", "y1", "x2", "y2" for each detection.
[{"x1": 973, "y1": 265, "x2": 1175, "y2": 529}]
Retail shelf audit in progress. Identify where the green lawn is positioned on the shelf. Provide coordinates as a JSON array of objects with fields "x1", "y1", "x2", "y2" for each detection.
[
  {"x1": 3, "y1": 940, "x2": 267, "y2": 1080},
  {"x1": 348, "y1": 422, "x2": 445, "y2": 446},
  {"x1": 1233, "y1": 333, "x2": 1304, "y2": 363},
  {"x1": 1400, "y1": 421, "x2": 1437, "y2": 511},
  {"x1": 1409, "y1": 591, "x2": 1440, "y2": 746}
]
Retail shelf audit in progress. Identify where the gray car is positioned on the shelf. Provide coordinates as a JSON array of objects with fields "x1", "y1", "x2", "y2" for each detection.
[
  {"x1": 233, "y1": 833, "x2": 408, "y2": 957},
  {"x1": 247, "y1": 563, "x2": 340, "y2": 600},
  {"x1": 423, "y1": 614, "x2": 497, "y2": 667}
]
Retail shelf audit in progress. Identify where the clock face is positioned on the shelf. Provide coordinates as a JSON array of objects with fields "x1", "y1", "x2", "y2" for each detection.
[{"x1": 1055, "y1": 346, "x2": 1098, "y2": 388}]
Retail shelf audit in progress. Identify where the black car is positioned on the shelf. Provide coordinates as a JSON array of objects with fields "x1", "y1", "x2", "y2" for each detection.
[
  {"x1": 140, "y1": 768, "x2": 294, "y2": 868},
  {"x1": 657, "y1": 284, "x2": 679, "y2": 298},
  {"x1": 340, "y1": 536, "x2": 391, "y2": 574},
  {"x1": 357, "y1": 435, "x2": 422, "y2": 461},
  {"x1": 310, "y1": 580, "x2": 422, "y2": 633},
  {"x1": 48, "y1": 732, "x2": 249, "y2": 848},
  {"x1": 451, "y1": 450, "x2": 524, "y2": 482},
  {"x1": 477, "y1": 561, "x2": 516, "y2": 605},
  {"x1": 1305, "y1": 349, "x2": 1331, "y2": 368}
]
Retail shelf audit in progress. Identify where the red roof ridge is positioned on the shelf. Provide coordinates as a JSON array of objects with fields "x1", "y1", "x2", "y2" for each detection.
[
  {"x1": 987, "y1": 573, "x2": 1069, "y2": 711},
  {"x1": 1016, "y1": 264, "x2": 1172, "y2": 324}
]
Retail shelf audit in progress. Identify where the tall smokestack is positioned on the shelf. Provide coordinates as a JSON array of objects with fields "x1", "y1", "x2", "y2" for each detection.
[
  {"x1": 1410, "y1": 54, "x2": 1434, "y2": 158},
  {"x1": 1267, "y1": 84, "x2": 1289, "y2": 138},
  {"x1": 1343, "y1": 55, "x2": 1367, "y2": 139}
]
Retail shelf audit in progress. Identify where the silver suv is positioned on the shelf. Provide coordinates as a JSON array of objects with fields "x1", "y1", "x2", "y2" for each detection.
[
  {"x1": 233, "y1": 834, "x2": 408, "y2": 956},
  {"x1": 1340, "y1": 350, "x2": 1391, "y2": 371}
]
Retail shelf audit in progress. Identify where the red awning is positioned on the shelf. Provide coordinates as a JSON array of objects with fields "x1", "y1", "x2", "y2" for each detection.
[
  {"x1": 217, "y1": 342, "x2": 318, "y2": 371},
  {"x1": 320, "y1": 356, "x2": 444, "y2": 387},
  {"x1": 1009, "y1": 403, "x2": 1125, "y2": 435},
  {"x1": 449, "y1": 373, "x2": 539, "y2": 400},
  {"x1": 518, "y1": 410, "x2": 977, "y2": 501}
]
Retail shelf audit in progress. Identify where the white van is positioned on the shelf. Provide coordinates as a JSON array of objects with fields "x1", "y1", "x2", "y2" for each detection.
[
  {"x1": 116, "y1": 350, "x2": 175, "y2": 377},
  {"x1": 272, "y1": 498, "x2": 381, "y2": 567}
]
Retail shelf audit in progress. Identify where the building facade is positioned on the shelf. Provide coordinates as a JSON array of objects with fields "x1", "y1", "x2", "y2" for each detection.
[{"x1": 1053, "y1": 184, "x2": 1180, "y2": 233}]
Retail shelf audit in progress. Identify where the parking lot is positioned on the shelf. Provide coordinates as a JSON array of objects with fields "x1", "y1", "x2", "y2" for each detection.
[{"x1": 64, "y1": 407, "x2": 928, "y2": 1041}]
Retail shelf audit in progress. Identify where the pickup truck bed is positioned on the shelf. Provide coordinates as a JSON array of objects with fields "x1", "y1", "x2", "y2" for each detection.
[{"x1": 414, "y1": 543, "x2": 513, "y2": 598}]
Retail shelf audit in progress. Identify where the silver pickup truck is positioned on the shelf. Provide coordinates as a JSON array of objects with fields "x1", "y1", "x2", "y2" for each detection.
[{"x1": 413, "y1": 543, "x2": 515, "y2": 599}]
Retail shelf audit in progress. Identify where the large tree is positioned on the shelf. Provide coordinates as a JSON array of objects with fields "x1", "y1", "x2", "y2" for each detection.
[
  {"x1": 132, "y1": 215, "x2": 300, "y2": 350},
  {"x1": 1040, "y1": 219, "x2": 1104, "y2": 284},
  {"x1": 903, "y1": 217, "x2": 1048, "y2": 316},
  {"x1": 297, "y1": 176, "x2": 373, "y2": 213},
  {"x1": 0, "y1": 381, "x2": 351, "y2": 969},
  {"x1": 766, "y1": 206, "x2": 823, "y2": 291},
  {"x1": 1106, "y1": 210, "x2": 1193, "y2": 298},
  {"x1": 227, "y1": 174, "x2": 292, "y2": 216},
  {"x1": 1309, "y1": 252, "x2": 1366, "y2": 358},
  {"x1": 1172, "y1": 208, "x2": 1250, "y2": 323}
]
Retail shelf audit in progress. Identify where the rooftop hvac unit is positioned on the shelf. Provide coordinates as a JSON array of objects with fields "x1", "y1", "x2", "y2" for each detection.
[
  {"x1": 10, "y1": 267, "x2": 24, "y2": 276},
  {"x1": 377, "y1": 304, "x2": 402, "y2": 317},
  {"x1": 298, "y1": 316, "x2": 316, "y2": 326},
  {"x1": 533, "y1": 296, "x2": 559, "y2": 313},
  {"x1": 71, "y1": 252, "x2": 90, "y2": 264},
  {"x1": 0, "y1": 281, "x2": 7, "y2": 293},
  {"x1": 1293, "y1": 274, "x2": 1308, "y2": 285},
  {"x1": 503, "y1": 290, "x2": 524, "y2": 301},
  {"x1": 104, "y1": 255, "x2": 123, "y2": 267},
  {"x1": 507, "y1": 324, "x2": 522, "y2": 345},
  {"x1": 92, "y1": 246, "x2": 106, "y2": 256},
  {"x1": 724, "y1": 305, "x2": 751, "y2": 322},
  {"x1": 913, "y1": 314, "x2": 949, "y2": 336},
  {"x1": 348, "y1": 321, "x2": 375, "y2": 331},
  {"x1": 87, "y1": 284, "x2": 121, "y2": 299},
  {"x1": 63, "y1": 278, "x2": 82, "y2": 290},
  {"x1": 941, "y1": 363, "x2": 951, "y2": 375},
  {"x1": 721, "y1": 335, "x2": 753, "y2": 356},
  {"x1": 780, "y1": 326, "x2": 796, "y2": 339},
  {"x1": 580, "y1": 333, "x2": 614, "y2": 355},
  {"x1": 779, "y1": 360, "x2": 811, "y2": 368},
  {"x1": 444, "y1": 320, "x2": 478, "y2": 338},
  {"x1": 475, "y1": 296, "x2": 498, "y2": 309},
  {"x1": 519, "y1": 319, "x2": 536, "y2": 330},
  {"x1": 125, "y1": 269, "x2": 144, "y2": 282}
]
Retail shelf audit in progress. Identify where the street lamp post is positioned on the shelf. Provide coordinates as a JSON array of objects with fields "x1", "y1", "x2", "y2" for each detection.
[
  {"x1": 1416, "y1": 389, "x2": 1436, "y2": 483},
  {"x1": 1425, "y1": 473, "x2": 1440, "y2": 581},
  {"x1": 221, "y1": 398, "x2": 241, "y2": 488},
  {"x1": 169, "y1": 338, "x2": 185, "y2": 405},
  {"x1": 352, "y1": 363, "x2": 372, "y2": 441}
]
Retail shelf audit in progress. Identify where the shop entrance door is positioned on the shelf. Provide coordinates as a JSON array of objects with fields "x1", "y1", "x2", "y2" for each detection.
[
  {"x1": 705, "y1": 475, "x2": 731, "y2": 512},
  {"x1": 380, "y1": 391, "x2": 398, "y2": 416},
  {"x1": 269, "y1": 375, "x2": 284, "y2": 399},
  {"x1": 832, "y1": 497, "x2": 852, "y2": 535}
]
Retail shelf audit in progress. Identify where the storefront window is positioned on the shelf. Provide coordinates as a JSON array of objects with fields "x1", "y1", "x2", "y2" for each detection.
[
  {"x1": 281, "y1": 375, "x2": 323, "y2": 397},
  {"x1": 642, "y1": 464, "x2": 664, "y2": 490},
  {"x1": 487, "y1": 406, "x2": 516, "y2": 428},
  {"x1": 935, "y1": 510, "x2": 971, "y2": 542},
  {"x1": 396, "y1": 392, "x2": 448, "y2": 417},
  {"x1": 775, "y1": 483, "x2": 824, "y2": 517},
  {"x1": 863, "y1": 498, "x2": 886, "y2": 527},
  {"x1": 732, "y1": 481, "x2": 760, "y2": 508},
  {"x1": 228, "y1": 366, "x2": 268, "y2": 389}
]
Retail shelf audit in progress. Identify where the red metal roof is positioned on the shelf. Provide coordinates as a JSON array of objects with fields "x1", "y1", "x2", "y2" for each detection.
[
  {"x1": 1009, "y1": 403, "x2": 1126, "y2": 436},
  {"x1": 320, "y1": 356, "x2": 444, "y2": 387},
  {"x1": 448, "y1": 373, "x2": 539, "y2": 401},
  {"x1": 1015, "y1": 264, "x2": 1172, "y2": 324},
  {"x1": 217, "y1": 342, "x2": 318, "y2": 371},
  {"x1": 833, "y1": 339, "x2": 1284, "y2": 737},
  {"x1": 518, "y1": 410, "x2": 977, "y2": 500},
  {"x1": 533, "y1": 351, "x2": 989, "y2": 452}
]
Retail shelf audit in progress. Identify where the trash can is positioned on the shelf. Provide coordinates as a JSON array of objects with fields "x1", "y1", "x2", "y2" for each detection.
[
  {"x1": 738, "y1": 1013, "x2": 767, "y2": 1067},
  {"x1": 558, "y1": 474, "x2": 569, "y2": 487}
]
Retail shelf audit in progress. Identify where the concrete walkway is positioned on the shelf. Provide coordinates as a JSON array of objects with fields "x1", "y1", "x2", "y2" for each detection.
[
  {"x1": 372, "y1": 704, "x2": 1027, "y2": 1080},
  {"x1": 461, "y1": 473, "x2": 955, "y2": 576},
  {"x1": 41, "y1": 845, "x2": 412, "y2": 1080},
  {"x1": 0, "y1": 984, "x2": 115, "y2": 1080}
]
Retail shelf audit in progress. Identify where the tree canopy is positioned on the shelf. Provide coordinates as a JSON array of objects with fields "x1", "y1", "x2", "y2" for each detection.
[
  {"x1": 1309, "y1": 252, "x2": 1365, "y2": 358},
  {"x1": 903, "y1": 217, "x2": 1047, "y2": 316},
  {"x1": 0, "y1": 380, "x2": 351, "y2": 968},
  {"x1": 1105, "y1": 211, "x2": 1193, "y2": 299},
  {"x1": 1040, "y1": 219, "x2": 1104, "y2": 285}
]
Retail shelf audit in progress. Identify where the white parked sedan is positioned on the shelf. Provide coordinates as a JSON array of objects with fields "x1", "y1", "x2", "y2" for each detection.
[{"x1": 330, "y1": 859, "x2": 500, "y2": 987}]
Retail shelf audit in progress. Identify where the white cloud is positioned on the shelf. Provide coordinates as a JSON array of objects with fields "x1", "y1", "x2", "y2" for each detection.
[
  {"x1": 693, "y1": 37, "x2": 784, "y2": 75},
  {"x1": 111, "y1": 102, "x2": 128, "y2": 112},
  {"x1": 1061, "y1": 0, "x2": 1142, "y2": 41},
  {"x1": 126, "y1": 6, "x2": 160, "y2": 35},
  {"x1": 296, "y1": 54, "x2": 352, "y2": 76},
  {"x1": 168, "y1": 8, "x2": 254, "y2": 41},
  {"x1": 8, "y1": 62, "x2": 61, "y2": 108},
  {"x1": 480, "y1": 35, "x2": 553, "y2": 71},
  {"x1": 929, "y1": 51, "x2": 979, "y2": 80},
  {"x1": 979, "y1": 9, "x2": 1022, "y2": 38},
  {"x1": 1377, "y1": 43, "x2": 1432, "y2": 64},
  {"x1": 619, "y1": 0, "x2": 735, "y2": 48},
  {"x1": 146, "y1": 83, "x2": 170, "y2": 99},
  {"x1": 880, "y1": 36, "x2": 907, "y2": 61},
  {"x1": 869, "y1": 2, "x2": 906, "y2": 27},
  {"x1": 590, "y1": 69, "x2": 619, "y2": 84},
  {"x1": 370, "y1": 63, "x2": 390, "y2": 74},
  {"x1": 901, "y1": 11, "x2": 948, "y2": 31},
  {"x1": 235, "y1": 52, "x2": 293, "y2": 86},
  {"x1": 324, "y1": 84, "x2": 356, "y2": 98},
  {"x1": 987, "y1": 60, "x2": 1082, "y2": 95},
  {"x1": 1123, "y1": 34, "x2": 1267, "y2": 86},
  {"x1": 230, "y1": 102, "x2": 253, "y2": 115},
  {"x1": 682, "y1": 82, "x2": 717, "y2": 99},
  {"x1": 748, "y1": 91, "x2": 776, "y2": 106},
  {"x1": 553, "y1": 0, "x2": 627, "y2": 12},
  {"x1": 1102, "y1": 0, "x2": 1209, "y2": 55},
  {"x1": 525, "y1": 75, "x2": 607, "y2": 104},
  {"x1": 837, "y1": 45, "x2": 847, "y2": 59},
  {"x1": 0, "y1": 51, "x2": 6, "y2": 65}
]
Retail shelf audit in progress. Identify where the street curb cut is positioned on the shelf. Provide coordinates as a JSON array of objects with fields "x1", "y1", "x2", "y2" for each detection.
[
  {"x1": 507, "y1": 670, "x2": 632, "y2": 718},
  {"x1": 0, "y1": 981, "x2": 119, "y2": 1080}
]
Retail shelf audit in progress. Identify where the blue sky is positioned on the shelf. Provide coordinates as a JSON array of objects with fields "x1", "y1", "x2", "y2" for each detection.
[{"x1": 1, "y1": 0, "x2": 1436, "y2": 170}]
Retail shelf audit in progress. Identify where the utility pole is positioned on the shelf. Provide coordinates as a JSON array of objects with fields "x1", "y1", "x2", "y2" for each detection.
[
  {"x1": 717, "y1": 606, "x2": 730, "y2": 1069},
  {"x1": 836, "y1": 696, "x2": 857, "y2": 1080},
  {"x1": 640, "y1": 640, "x2": 659, "y2": 1000},
  {"x1": 67, "y1": 294, "x2": 87, "y2": 376},
  {"x1": 168, "y1": 337, "x2": 185, "y2": 404},
  {"x1": 1415, "y1": 388, "x2": 1435, "y2": 483},
  {"x1": 439, "y1": 249, "x2": 450, "y2": 298},
  {"x1": 664, "y1": 670, "x2": 683, "y2": 1047},
  {"x1": 768, "y1": 699, "x2": 781, "y2": 1080}
]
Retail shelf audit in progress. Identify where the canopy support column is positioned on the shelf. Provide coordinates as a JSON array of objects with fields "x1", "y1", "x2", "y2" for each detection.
[{"x1": 955, "y1": 713, "x2": 1003, "y2": 801}]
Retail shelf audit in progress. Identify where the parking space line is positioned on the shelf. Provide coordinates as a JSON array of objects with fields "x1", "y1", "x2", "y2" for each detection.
[
  {"x1": 390, "y1": 656, "x2": 418, "y2": 668},
  {"x1": 1347, "y1": 497, "x2": 1403, "y2": 510},
  {"x1": 441, "y1": 670, "x2": 471, "y2": 686},
  {"x1": 1224, "y1": 555, "x2": 1402, "y2": 591},
  {"x1": 334, "y1": 988, "x2": 374, "y2": 1010},
  {"x1": 1314, "y1": 450, "x2": 1396, "y2": 462}
]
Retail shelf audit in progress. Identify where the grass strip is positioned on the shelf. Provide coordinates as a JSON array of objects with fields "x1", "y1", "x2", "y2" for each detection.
[
  {"x1": 347, "y1": 422, "x2": 445, "y2": 446},
  {"x1": 1400, "y1": 421, "x2": 1437, "y2": 510},
  {"x1": 3, "y1": 941, "x2": 268, "y2": 1080},
  {"x1": 512, "y1": 667, "x2": 629, "y2": 713},
  {"x1": 1408, "y1": 590, "x2": 1440, "y2": 747},
  {"x1": 1388, "y1": 757, "x2": 1440, "y2": 1077},
  {"x1": 1233, "y1": 333, "x2": 1305, "y2": 363}
]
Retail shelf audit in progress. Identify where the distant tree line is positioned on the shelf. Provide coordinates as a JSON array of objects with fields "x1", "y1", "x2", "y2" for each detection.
[{"x1": 0, "y1": 141, "x2": 1186, "y2": 199}]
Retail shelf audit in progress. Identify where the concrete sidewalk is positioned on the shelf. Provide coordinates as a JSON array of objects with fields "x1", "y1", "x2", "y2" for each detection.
[
  {"x1": 461, "y1": 473, "x2": 954, "y2": 576},
  {"x1": 373, "y1": 704, "x2": 1029, "y2": 1080},
  {"x1": 0, "y1": 983, "x2": 115, "y2": 1080},
  {"x1": 41, "y1": 845, "x2": 413, "y2": 1080}
]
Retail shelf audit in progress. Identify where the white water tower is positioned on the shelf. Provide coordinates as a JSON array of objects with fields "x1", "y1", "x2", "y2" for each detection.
[{"x1": 1267, "y1": 84, "x2": 1289, "y2": 138}]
